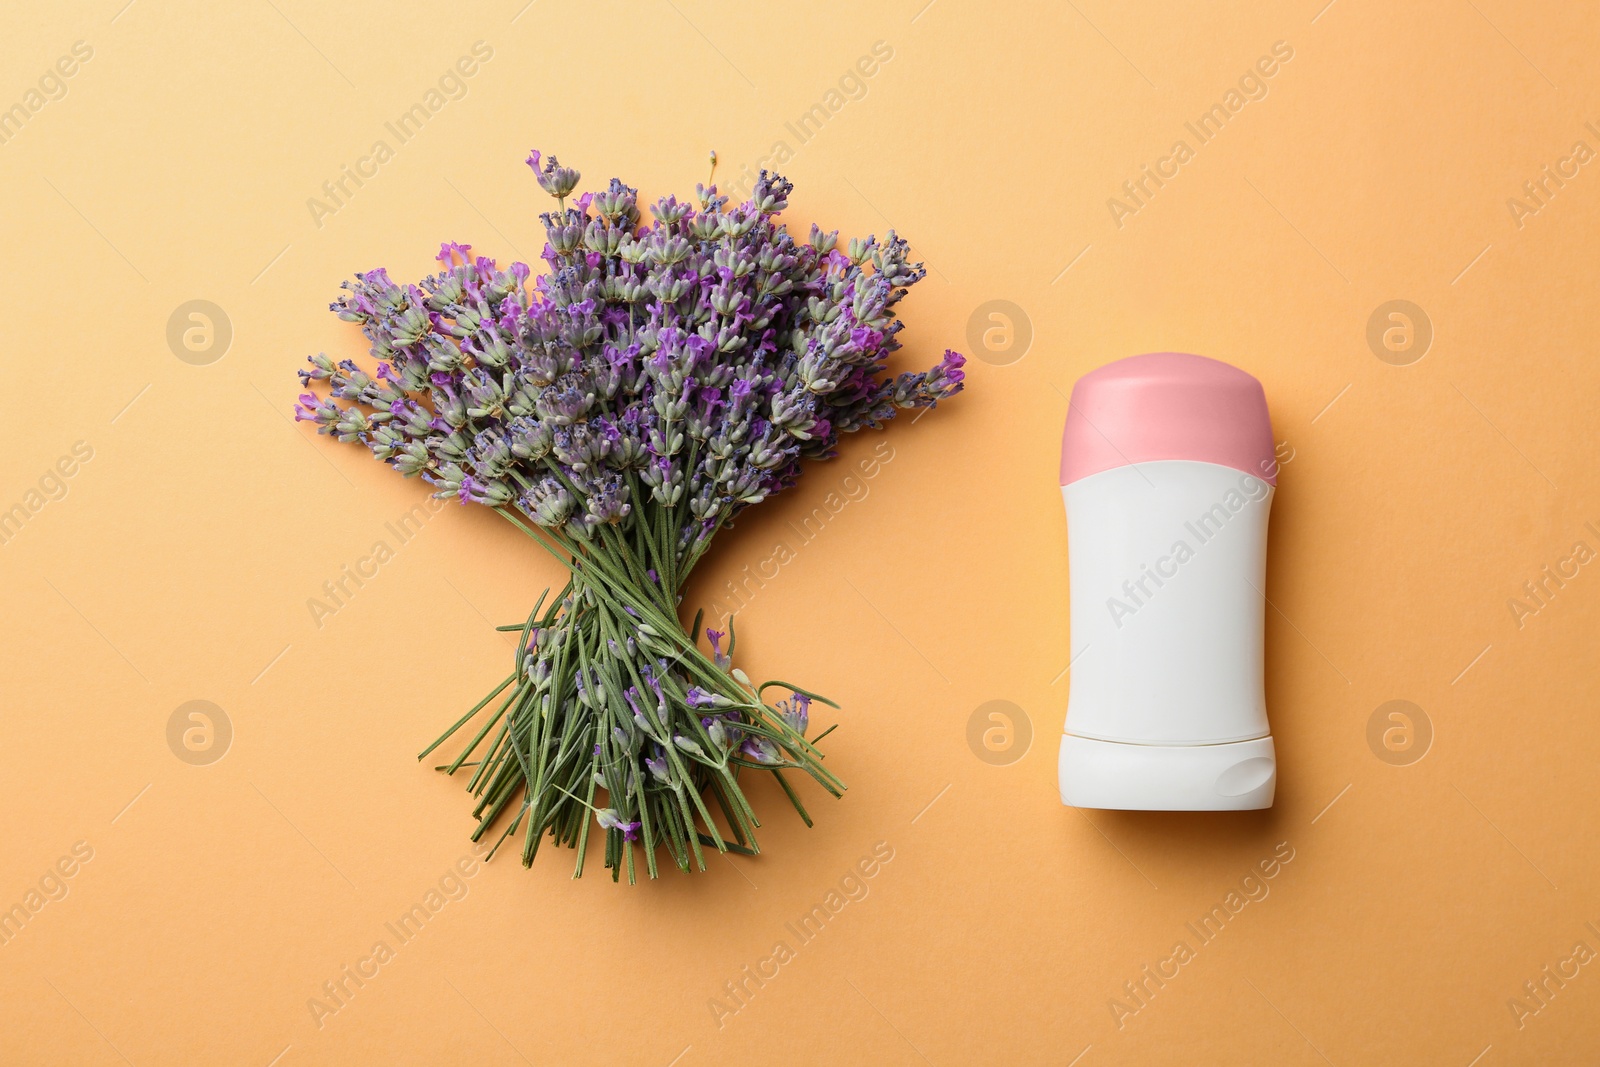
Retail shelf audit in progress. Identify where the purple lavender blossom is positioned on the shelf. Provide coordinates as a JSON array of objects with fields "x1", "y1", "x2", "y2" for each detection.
[
  {"x1": 739, "y1": 736, "x2": 783, "y2": 766},
  {"x1": 596, "y1": 808, "x2": 641, "y2": 841},
  {"x1": 704, "y1": 628, "x2": 729, "y2": 669},
  {"x1": 297, "y1": 156, "x2": 961, "y2": 533},
  {"x1": 779, "y1": 692, "x2": 811, "y2": 736}
]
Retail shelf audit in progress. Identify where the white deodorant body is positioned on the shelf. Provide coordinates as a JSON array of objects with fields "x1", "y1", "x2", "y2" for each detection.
[{"x1": 1057, "y1": 353, "x2": 1279, "y2": 811}]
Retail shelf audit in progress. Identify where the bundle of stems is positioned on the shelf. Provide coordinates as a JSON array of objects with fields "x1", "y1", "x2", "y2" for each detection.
[{"x1": 420, "y1": 503, "x2": 842, "y2": 883}]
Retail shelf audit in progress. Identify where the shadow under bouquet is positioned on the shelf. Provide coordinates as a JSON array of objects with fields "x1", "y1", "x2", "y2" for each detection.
[{"x1": 295, "y1": 152, "x2": 963, "y2": 881}]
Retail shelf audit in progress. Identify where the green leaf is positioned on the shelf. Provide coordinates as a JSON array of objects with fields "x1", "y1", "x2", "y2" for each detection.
[{"x1": 757, "y1": 679, "x2": 840, "y2": 709}]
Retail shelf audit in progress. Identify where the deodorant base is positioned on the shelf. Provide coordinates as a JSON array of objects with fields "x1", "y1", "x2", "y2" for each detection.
[{"x1": 1059, "y1": 734, "x2": 1276, "y2": 811}]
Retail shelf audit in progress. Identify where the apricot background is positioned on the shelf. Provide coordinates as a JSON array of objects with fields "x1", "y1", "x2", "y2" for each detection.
[{"x1": 4, "y1": 1, "x2": 1600, "y2": 1063}]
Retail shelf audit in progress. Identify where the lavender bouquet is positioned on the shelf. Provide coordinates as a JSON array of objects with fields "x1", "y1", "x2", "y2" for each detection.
[{"x1": 295, "y1": 152, "x2": 963, "y2": 881}]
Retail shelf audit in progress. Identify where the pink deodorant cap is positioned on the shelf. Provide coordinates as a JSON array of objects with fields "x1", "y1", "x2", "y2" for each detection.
[{"x1": 1059, "y1": 352, "x2": 1276, "y2": 487}]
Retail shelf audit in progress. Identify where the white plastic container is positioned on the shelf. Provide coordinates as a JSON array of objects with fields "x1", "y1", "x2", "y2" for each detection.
[{"x1": 1058, "y1": 352, "x2": 1279, "y2": 810}]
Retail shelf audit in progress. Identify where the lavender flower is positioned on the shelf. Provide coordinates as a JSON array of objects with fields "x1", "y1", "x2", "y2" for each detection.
[
  {"x1": 705, "y1": 628, "x2": 730, "y2": 669},
  {"x1": 739, "y1": 736, "x2": 783, "y2": 766},
  {"x1": 596, "y1": 808, "x2": 641, "y2": 842},
  {"x1": 301, "y1": 151, "x2": 963, "y2": 883},
  {"x1": 778, "y1": 692, "x2": 811, "y2": 736}
]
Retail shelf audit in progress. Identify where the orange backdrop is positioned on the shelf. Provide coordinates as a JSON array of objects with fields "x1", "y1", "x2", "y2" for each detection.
[{"x1": 3, "y1": 1, "x2": 1599, "y2": 1063}]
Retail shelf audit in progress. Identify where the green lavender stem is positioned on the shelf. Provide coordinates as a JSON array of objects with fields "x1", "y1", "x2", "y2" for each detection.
[{"x1": 419, "y1": 501, "x2": 843, "y2": 882}]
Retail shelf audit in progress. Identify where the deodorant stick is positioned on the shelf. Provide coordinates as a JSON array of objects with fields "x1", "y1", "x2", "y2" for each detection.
[{"x1": 1058, "y1": 352, "x2": 1278, "y2": 810}]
